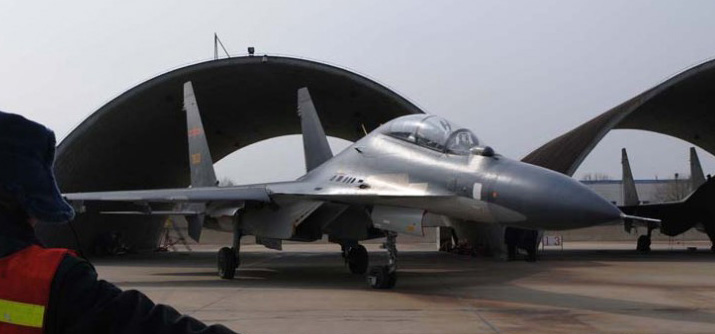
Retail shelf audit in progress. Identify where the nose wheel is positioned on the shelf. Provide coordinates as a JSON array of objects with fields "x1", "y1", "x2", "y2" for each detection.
[{"x1": 367, "y1": 232, "x2": 397, "y2": 289}]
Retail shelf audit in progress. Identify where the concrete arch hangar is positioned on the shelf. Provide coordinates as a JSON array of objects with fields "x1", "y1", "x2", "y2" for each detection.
[
  {"x1": 41, "y1": 56, "x2": 424, "y2": 252},
  {"x1": 523, "y1": 58, "x2": 715, "y2": 175}
]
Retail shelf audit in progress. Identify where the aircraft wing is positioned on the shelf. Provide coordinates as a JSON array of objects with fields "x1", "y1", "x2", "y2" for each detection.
[
  {"x1": 620, "y1": 202, "x2": 677, "y2": 232},
  {"x1": 65, "y1": 180, "x2": 456, "y2": 212},
  {"x1": 264, "y1": 181, "x2": 469, "y2": 224},
  {"x1": 620, "y1": 202, "x2": 683, "y2": 223},
  {"x1": 65, "y1": 184, "x2": 272, "y2": 205}
]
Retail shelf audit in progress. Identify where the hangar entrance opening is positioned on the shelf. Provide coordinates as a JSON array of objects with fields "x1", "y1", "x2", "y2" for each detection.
[{"x1": 214, "y1": 135, "x2": 353, "y2": 185}]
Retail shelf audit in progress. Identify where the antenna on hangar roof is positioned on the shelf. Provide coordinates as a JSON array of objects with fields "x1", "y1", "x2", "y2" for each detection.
[{"x1": 213, "y1": 33, "x2": 231, "y2": 60}]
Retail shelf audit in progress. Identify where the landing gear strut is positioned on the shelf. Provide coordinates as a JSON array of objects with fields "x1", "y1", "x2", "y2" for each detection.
[
  {"x1": 218, "y1": 214, "x2": 242, "y2": 279},
  {"x1": 343, "y1": 244, "x2": 369, "y2": 275},
  {"x1": 367, "y1": 232, "x2": 397, "y2": 289}
]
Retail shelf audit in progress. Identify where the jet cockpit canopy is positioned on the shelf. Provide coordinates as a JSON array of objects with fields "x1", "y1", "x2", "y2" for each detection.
[{"x1": 385, "y1": 115, "x2": 479, "y2": 154}]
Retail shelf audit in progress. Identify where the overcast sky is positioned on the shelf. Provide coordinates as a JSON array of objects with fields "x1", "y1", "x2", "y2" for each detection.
[{"x1": 2, "y1": 1, "x2": 715, "y2": 184}]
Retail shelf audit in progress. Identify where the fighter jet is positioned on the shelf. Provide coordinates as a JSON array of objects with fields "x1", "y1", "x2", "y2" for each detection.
[
  {"x1": 65, "y1": 81, "x2": 623, "y2": 289},
  {"x1": 620, "y1": 148, "x2": 715, "y2": 252}
]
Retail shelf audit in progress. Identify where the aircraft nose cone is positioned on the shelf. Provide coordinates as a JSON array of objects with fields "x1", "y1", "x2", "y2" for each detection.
[{"x1": 491, "y1": 162, "x2": 622, "y2": 229}]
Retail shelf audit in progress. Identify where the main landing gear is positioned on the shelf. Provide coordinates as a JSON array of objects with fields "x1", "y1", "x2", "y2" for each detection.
[
  {"x1": 218, "y1": 246, "x2": 238, "y2": 279},
  {"x1": 218, "y1": 216, "x2": 242, "y2": 279},
  {"x1": 637, "y1": 225, "x2": 655, "y2": 253},
  {"x1": 367, "y1": 232, "x2": 397, "y2": 289},
  {"x1": 343, "y1": 243, "x2": 369, "y2": 275}
]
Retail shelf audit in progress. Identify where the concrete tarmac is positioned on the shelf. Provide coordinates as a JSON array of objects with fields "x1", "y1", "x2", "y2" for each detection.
[{"x1": 93, "y1": 242, "x2": 715, "y2": 334}]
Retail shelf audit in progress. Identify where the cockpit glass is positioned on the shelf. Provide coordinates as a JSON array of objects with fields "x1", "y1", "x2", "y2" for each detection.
[
  {"x1": 387, "y1": 116, "x2": 421, "y2": 141},
  {"x1": 415, "y1": 116, "x2": 452, "y2": 151},
  {"x1": 446, "y1": 130, "x2": 479, "y2": 155},
  {"x1": 385, "y1": 115, "x2": 479, "y2": 154}
]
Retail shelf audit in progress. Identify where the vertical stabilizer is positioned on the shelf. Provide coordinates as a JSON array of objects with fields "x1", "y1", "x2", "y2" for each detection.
[
  {"x1": 621, "y1": 148, "x2": 640, "y2": 206},
  {"x1": 182, "y1": 81, "x2": 216, "y2": 242},
  {"x1": 297, "y1": 87, "x2": 333, "y2": 172},
  {"x1": 184, "y1": 81, "x2": 218, "y2": 188},
  {"x1": 690, "y1": 147, "x2": 706, "y2": 190}
]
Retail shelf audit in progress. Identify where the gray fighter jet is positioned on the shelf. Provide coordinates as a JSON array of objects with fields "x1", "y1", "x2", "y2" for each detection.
[{"x1": 66, "y1": 81, "x2": 623, "y2": 289}]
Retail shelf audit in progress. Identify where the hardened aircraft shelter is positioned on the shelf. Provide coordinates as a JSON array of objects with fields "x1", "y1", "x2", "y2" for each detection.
[
  {"x1": 41, "y1": 55, "x2": 423, "y2": 251},
  {"x1": 41, "y1": 56, "x2": 715, "y2": 253}
]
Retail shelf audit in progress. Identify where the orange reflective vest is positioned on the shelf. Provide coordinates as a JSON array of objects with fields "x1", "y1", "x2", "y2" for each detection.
[{"x1": 0, "y1": 245, "x2": 74, "y2": 334}]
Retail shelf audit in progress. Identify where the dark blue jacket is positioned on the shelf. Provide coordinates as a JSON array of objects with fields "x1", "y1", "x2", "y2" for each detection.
[{"x1": 0, "y1": 212, "x2": 236, "y2": 334}]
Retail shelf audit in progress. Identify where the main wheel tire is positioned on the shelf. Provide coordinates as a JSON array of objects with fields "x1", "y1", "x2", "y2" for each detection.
[
  {"x1": 347, "y1": 245, "x2": 369, "y2": 275},
  {"x1": 218, "y1": 247, "x2": 237, "y2": 279},
  {"x1": 367, "y1": 265, "x2": 396, "y2": 289},
  {"x1": 637, "y1": 235, "x2": 651, "y2": 253}
]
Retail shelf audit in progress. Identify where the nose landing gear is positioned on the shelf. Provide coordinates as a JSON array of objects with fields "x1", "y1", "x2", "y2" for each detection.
[{"x1": 367, "y1": 232, "x2": 397, "y2": 289}]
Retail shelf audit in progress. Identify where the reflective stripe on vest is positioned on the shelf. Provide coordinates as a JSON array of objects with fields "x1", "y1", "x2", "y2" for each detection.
[
  {"x1": 0, "y1": 299, "x2": 45, "y2": 328},
  {"x1": 0, "y1": 245, "x2": 73, "y2": 333}
]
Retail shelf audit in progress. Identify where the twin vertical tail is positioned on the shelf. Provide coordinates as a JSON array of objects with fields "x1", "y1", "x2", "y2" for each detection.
[
  {"x1": 182, "y1": 81, "x2": 218, "y2": 242},
  {"x1": 297, "y1": 87, "x2": 333, "y2": 172},
  {"x1": 689, "y1": 147, "x2": 706, "y2": 190},
  {"x1": 621, "y1": 148, "x2": 640, "y2": 207},
  {"x1": 185, "y1": 82, "x2": 218, "y2": 188},
  {"x1": 683, "y1": 147, "x2": 713, "y2": 204},
  {"x1": 622, "y1": 147, "x2": 707, "y2": 207}
]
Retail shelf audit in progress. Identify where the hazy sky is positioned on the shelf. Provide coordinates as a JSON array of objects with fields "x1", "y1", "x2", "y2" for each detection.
[{"x1": 2, "y1": 1, "x2": 715, "y2": 184}]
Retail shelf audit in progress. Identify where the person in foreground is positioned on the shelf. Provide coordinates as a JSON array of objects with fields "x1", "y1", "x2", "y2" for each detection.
[{"x1": 0, "y1": 111, "x2": 237, "y2": 334}]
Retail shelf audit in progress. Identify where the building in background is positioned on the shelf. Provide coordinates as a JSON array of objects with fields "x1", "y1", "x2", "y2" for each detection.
[{"x1": 583, "y1": 176, "x2": 694, "y2": 206}]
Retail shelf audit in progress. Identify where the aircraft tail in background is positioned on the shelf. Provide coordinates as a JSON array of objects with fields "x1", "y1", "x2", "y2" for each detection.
[
  {"x1": 621, "y1": 148, "x2": 640, "y2": 207},
  {"x1": 690, "y1": 147, "x2": 706, "y2": 190}
]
